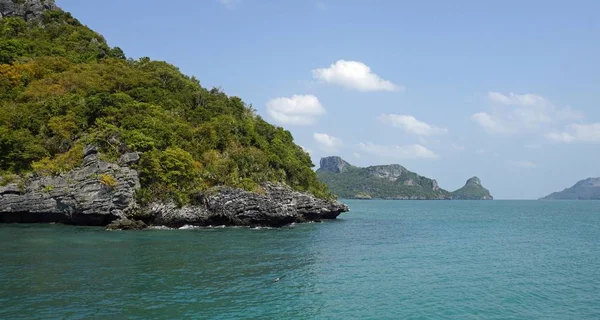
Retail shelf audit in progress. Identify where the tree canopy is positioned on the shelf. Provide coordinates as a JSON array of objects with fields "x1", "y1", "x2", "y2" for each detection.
[{"x1": 0, "y1": 9, "x2": 332, "y2": 203}]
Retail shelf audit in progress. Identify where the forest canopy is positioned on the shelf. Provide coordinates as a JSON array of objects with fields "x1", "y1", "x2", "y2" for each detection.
[{"x1": 0, "y1": 9, "x2": 332, "y2": 204}]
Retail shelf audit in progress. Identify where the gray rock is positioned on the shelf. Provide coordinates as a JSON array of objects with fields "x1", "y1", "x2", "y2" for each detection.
[
  {"x1": 0, "y1": 184, "x2": 20, "y2": 195},
  {"x1": 368, "y1": 164, "x2": 407, "y2": 182},
  {"x1": 147, "y1": 183, "x2": 349, "y2": 228},
  {"x1": 83, "y1": 145, "x2": 98, "y2": 157},
  {"x1": 1, "y1": 150, "x2": 348, "y2": 228},
  {"x1": 0, "y1": 151, "x2": 140, "y2": 226},
  {"x1": 319, "y1": 156, "x2": 353, "y2": 173},
  {"x1": 106, "y1": 218, "x2": 147, "y2": 230},
  {"x1": 119, "y1": 152, "x2": 140, "y2": 166},
  {"x1": 0, "y1": 0, "x2": 58, "y2": 20}
]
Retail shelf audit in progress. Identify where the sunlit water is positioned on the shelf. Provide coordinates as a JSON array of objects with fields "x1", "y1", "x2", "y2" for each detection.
[{"x1": 1, "y1": 200, "x2": 599, "y2": 319}]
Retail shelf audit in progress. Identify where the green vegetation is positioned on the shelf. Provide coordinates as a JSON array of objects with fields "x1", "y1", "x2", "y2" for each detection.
[
  {"x1": 98, "y1": 173, "x2": 118, "y2": 189},
  {"x1": 317, "y1": 157, "x2": 493, "y2": 200},
  {"x1": 317, "y1": 161, "x2": 451, "y2": 199},
  {"x1": 0, "y1": 8, "x2": 332, "y2": 203},
  {"x1": 540, "y1": 178, "x2": 600, "y2": 200},
  {"x1": 450, "y1": 177, "x2": 493, "y2": 200}
]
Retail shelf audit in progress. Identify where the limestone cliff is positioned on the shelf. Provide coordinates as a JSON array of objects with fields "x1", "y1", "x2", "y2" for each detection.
[
  {"x1": 0, "y1": 0, "x2": 58, "y2": 20},
  {"x1": 0, "y1": 148, "x2": 348, "y2": 228}
]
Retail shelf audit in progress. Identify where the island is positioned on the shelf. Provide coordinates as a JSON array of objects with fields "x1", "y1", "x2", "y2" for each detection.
[
  {"x1": 0, "y1": 0, "x2": 347, "y2": 229},
  {"x1": 317, "y1": 156, "x2": 493, "y2": 200},
  {"x1": 540, "y1": 177, "x2": 600, "y2": 200}
]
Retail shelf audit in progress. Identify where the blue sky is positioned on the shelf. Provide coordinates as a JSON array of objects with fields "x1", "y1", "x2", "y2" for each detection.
[{"x1": 57, "y1": 0, "x2": 600, "y2": 199}]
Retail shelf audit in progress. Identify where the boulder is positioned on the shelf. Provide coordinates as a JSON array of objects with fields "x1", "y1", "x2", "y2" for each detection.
[{"x1": 106, "y1": 218, "x2": 147, "y2": 230}]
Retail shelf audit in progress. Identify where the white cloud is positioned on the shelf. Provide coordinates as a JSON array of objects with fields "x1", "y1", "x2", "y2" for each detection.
[
  {"x1": 471, "y1": 112, "x2": 516, "y2": 134},
  {"x1": 312, "y1": 60, "x2": 402, "y2": 92},
  {"x1": 546, "y1": 122, "x2": 600, "y2": 143},
  {"x1": 511, "y1": 161, "x2": 537, "y2": 169},
  {"x1": 358, "y1": 142, "x2": 438, "y2": 160},
  {"x1": 266, "y1": 94, "x2": 325, "y2": 125},
  {"x1": 472, "y1": 92, "x2": 584, "y2": 135},
  {"x1": 353, "y1": 152, "x2": 361, "y2": 158},
  {"x1": 218, "y1": 0, "x2": 241, "y2": 9},
  {"x1": 379, "y1": 114, "x2": 447, "y2": 136},
  {"x1": 313, "y1": 133, "x2": 342, "y2": 152},
  {"x1": 488, "y1": 92, "x2": 549, "y2": 107}
]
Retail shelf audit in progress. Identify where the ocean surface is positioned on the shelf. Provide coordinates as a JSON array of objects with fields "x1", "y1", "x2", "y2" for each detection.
[{"x1": 1, "y1": 200, "x2": 599, "y2": 319}]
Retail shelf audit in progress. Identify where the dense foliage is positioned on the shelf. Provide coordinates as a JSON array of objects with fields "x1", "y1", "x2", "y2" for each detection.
[
  {"x1": 0, "y1": 9, "x2": 332, "y2": 203},
  {"x1": 451, "y1": 179, "x2": 492, "y2": 200},
  {"x1": 317, "y1": 167, "x2": 451, "y2": 199}
]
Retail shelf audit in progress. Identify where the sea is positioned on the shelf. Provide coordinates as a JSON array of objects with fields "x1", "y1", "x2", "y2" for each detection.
[{"x1": 1, "y1": 200, "x2": 599, "y2": 319}]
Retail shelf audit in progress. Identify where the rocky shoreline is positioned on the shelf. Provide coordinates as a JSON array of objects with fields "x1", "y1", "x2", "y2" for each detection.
[{"x1": 0, "y1": 147, "x2": 348, "y2": 230}]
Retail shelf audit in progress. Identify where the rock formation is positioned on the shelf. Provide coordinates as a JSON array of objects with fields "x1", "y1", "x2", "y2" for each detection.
[
  {"x1": 319, "y1": 156, "x2": 353, "y2": 174},
  {"x1": 0, "y1": 0, "x2": 58, "y2": 20},
  {"x1": 0, "y1": 147, "x2": 140, "y2": 225},
  {"x1": 0, "y1": 148, "x2": 348, "y2": 228}
]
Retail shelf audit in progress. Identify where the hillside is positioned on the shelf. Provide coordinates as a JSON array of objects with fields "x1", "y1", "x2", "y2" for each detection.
[
  {"x1": 317, "y1": 156, "x2": 493, "y2": 200},
  {"x1": 540, "y1": 178, "x2": 600, "y2": 200},
  {"x1": 0, "y1": 0, "x2": 332, "y2": 205},
  {"x1": 451, "y1": 177, "x2": 493, "y2": 200}
]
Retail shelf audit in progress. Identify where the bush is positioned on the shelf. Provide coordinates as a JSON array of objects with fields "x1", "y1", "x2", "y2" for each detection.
[{"x1": 98, "y1": 173, "x2": 118, "y2": 188}]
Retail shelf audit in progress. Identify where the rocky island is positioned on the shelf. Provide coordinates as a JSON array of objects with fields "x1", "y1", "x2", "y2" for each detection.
[
  {"x1": 0, "y1": 0, "x2": 347, "y2": 229},
  {"x1": 540, "y1": 177, "x2": 600, "y2": 200},
  {"x1": 317, "y1": 156, "x2": 493, "y2": 200}
]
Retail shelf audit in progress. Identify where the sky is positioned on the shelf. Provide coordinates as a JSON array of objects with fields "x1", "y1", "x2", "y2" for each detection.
[{"x1": 57, "y1": 0, "x2": 600, "y2": 199}]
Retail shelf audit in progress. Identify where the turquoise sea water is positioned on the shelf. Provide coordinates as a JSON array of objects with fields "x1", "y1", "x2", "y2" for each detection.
[{"x1": 1, "y1": 200, "x2": 599, "y2": 319}]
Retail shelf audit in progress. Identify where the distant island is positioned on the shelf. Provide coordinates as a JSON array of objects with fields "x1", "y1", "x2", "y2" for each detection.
[
  {"x1": 316, "y1": 156, "x2": 493, "y2": 200},
  {"x1": 540, "y1": 178, "x2": 600, "y2": 200}
]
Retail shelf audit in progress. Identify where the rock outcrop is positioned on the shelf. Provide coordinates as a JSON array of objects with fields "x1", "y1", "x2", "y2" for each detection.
[
  {"x1": 0, "y1": 148, "x2": 348, "y2": 228},
  {"x1": 146, "y1": 184, "x2": 348, "y2": 228},
  {"x1": 0, "y1": 147, "x2": 140, "y2": 225},
  {"x1": 0, "y1": 0, "x2": 58, "y2": 20},
  {"x1": 319, "y1": 156, "x2": 353, "y2": 174}
]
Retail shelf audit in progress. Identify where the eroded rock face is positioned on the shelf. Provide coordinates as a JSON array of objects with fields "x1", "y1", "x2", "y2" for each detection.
[
  {"x1": 1, "y1": 149, "x2": 348, "y2": 228},
  {"x1": 319, "y1": 156, "x2": 352, "y2": 173},
  {"x1": 0, "y1": 0, "x2": 58, "y2": 20},
  {"x1": 0, "y1": 148, "x2": 140, "y2": 225},
  {"x1": 367, "y1": 164, "x2": 407, "y2": 182},
  {"x1": 146, "y1": 183, "x2": 349, "y2": 228}
]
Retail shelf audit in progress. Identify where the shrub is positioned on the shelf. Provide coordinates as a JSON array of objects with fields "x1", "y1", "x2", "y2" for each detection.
[{"x1": 98, "y1": 173, "x2": 118, "y2": 188}]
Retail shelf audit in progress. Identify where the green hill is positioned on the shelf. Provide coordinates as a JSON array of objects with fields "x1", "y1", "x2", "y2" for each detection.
[
  {"x1": 317, "y1": 156, "x2": 450, "y2": 199},
  {"x1": 451, "y1": 177, "x2": 493, "y2": 200},
  {"x1": 540, "y1": 178, "x2": 600, "y2": 200},
  {"x1": 0, "y1": 0, "x2": 331, "y2": 205},
  {"x1": 317, "y1": 156, "x2": 493, "y2": 200}
]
